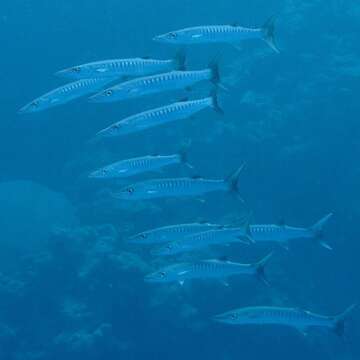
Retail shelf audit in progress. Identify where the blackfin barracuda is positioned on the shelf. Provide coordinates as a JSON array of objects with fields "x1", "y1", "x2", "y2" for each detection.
[
  {"x1": 154, "y1": 17, "x2": 279, "y2": 53},
  {"x1": 95, "y1": 93, "x2": 223, "y2": 138},
  {"x1": 89, "y1": 151, "x2": 191, "y2": 179},
  {"x1": 213, "y1": 304, "x2": 357, "y2": 337},
  {"x1": 128, "y1": 222, "x2": 223, "y2": 244},
  {"x1": 55, "y1": 53, "x2": 186, "y2": 80},
  {"x1": 89, "y1": 62, "x2": 221, "y2": 103},
  {"x1": 145, "y1": 253, "x2": 273, "y2": 286},
  {"x1": 113, "y1": 165, "x2": 244, "y2": 201},
  {"x1": 19, "y1": 77, "x2": 117, "y2": 114}
]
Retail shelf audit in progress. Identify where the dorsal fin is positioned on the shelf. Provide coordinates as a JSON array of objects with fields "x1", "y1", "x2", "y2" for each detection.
[
  {"x1": 231, "y1": 22, "x2": 239, "y2": 27},
  {"x1": 192, "y1": 175, "x2": 202, "y2": 180},
  {"x1": 179, "y1": 97, "x2": 189, "y2": 102},
  {"x1": 141, "y1": 56, "x2": 151, "y2": 60}
]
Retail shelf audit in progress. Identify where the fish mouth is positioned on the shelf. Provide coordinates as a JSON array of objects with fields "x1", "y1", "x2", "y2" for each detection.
[
  {"x1": 144, "y1": 273, "x2": 157, "y2": 282},
  {"x1": 153, "y1": 34, "x2": 165, "y2": 42},
  {"x1": 88, "y1": 94, "x2": 103, "y2": 103},
  {"x1": 18, "y1": 106, "x2": 28, "y2": 115},
  {"x1": 212, "y1": 314, "x2": 227, "y2": 323},
  {"x1": 54, "y1": 69, "x2": 68, "y2": 78}
]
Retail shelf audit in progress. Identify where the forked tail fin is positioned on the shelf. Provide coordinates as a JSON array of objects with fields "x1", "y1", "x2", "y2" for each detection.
[
  {"x1": 332, "y1": 304, "x2": 357, "y2": 337},
  {"x1": 309, "y1": 213, "x2": 333, "y2": 250},
  {"x1": 255, "y1": 252, "x2": 273, "y2": 286},
  {"x1": 178, "y1": 143, "x2": 194, "y2": 169},
  {"x1": 225, "y1": 163, "x2": 246, "y2": 200},
  {"x1": 174, "y1": 50, "x2": 186, "y2": 71},
  {"x1": 210, "y1": 89, "x2": 224, "y2": 115},
  {"x1": 208, "y1": 57, "x2": 228, "y2": 92},
  {"x1": 262, "y1": 16, "x2": 279, "y2": 53}
]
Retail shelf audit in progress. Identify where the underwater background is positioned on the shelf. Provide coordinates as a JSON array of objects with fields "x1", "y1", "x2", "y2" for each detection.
[{"x1": 0, "y1": 0, "x2": 359, "y2": 359}]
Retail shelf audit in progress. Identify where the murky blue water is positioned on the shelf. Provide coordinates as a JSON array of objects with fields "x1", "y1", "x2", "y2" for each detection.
[{"x1": 0, "y1": 0, "x2": 359, "y2": 359}]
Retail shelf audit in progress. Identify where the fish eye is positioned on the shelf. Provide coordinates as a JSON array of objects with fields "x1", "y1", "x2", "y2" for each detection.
[
  {"x1": 102, "y1": 169, "x2": 108, "y2": 174},
  {"x1": 105, "y1": 90, "x2": 113, "y2": 97},
  {"x1": 31, "y1": 101, "x2": 39, "y2": 108},
  {"x1": 230, "y1": 314, "x2": 238, "y2": 320},
  {"x1": 140, "y1": 234, "x2": 147, "y2": 239},
  {"x1": 127, "y1": 187, "x2": 134, "y2": 194},
  {"x1": 166, "y1": 244, "x2": 172, "y2": 250},
  {"x1": 159, "y1": 272, "x2": 166, "y2": 278},
  {"x1": 169, "y1": 32, "x2": 177, "y2": 39},
  {"x1": 72, "y1": 67, "x2": 81, "y2": 73}
]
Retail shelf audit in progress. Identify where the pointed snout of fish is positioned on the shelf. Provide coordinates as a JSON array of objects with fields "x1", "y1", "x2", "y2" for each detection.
[
  {"x1": 144, "y1": 273, "x2": 156, "y2": 282},
  {"x1": 18, "y1": 104, "x2": 31, "y2": 115},
  {"x1": 212, "y1": 313, "x2": 226, "y2": 323},
  {"x1": 54, "y1": 69, "x2": 66, "y2": 77},
  {"x1": 153, "y1": 34, "x2": 165, "y2": 42},
  {"x1": 88, "y1": 93, "x2": 103, "y2": 103}
]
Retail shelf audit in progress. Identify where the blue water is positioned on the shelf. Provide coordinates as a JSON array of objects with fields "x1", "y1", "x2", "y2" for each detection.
[{"x1": 0, "y1": 0, "x2": 359, "y2": 359}]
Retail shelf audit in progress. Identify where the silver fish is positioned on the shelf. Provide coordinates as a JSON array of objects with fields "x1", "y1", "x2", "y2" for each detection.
[
  {"x1": 250, "y1": 214, "x2": 333, "y2": 250},
  {"x1": 55, "y1": 53, "x2": 186, "y2": 80},
  {"x1": 154, "y1": 17, "x2": 278, "y2": 53},
  {"x1": 95, "y1": 93, "x2": 223, "y2": 138},
  {"x1": 128, "y1": 222, "x2": 223, "y2": 244},
  {"x1": 213, "y1": 304, "x2": 357, "y2": 337},
  {"x1": 113, "y1": 165, "x2": 244, "y2": 201},
  {"x1": 89, "y1": 151, "x2": 191, "y2": 179},
  {"x1": 89, "y1": 62, "x2": 220, "y2": 103},
  {"x1": 152, "y1": 225, "x2": 252, "y2": 257},
  {"x1": 145, "y1": 253, "x2": 273, "y2": 286},
  {"x1": 19, "y1": 77, "x2": 116, "y2": 114}
]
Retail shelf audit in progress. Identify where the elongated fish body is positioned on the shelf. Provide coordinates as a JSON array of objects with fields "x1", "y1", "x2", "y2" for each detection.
[
  {"x1": 250, "y1": 225, "x2": 312, "y2": 243},
  {"x1": 213, "y1": 305, "x2": 357, "y2": 337},
  {"x1": 56, "y1": 58, "x2": 180, "y2": 80},
  {"x1": 145, "y1": 260, "x2": 257, "y2": 283},
  {"x1": 153, "y1": 227, "x2": 248, "y2": 256},
  {"x1": 114, "y1": 177, "x2": 228, "y2": 201},
  {"x1": 249, "y1": 214, "x2": 333, "y2": 248},
  {"x1": 90, "y1": 69, "x2": 212, "y2": 103},
  {"x1": 154, "y1": 17, "x2": 279, "y2": 53},
  {"x1": 89, "y1": 154, "x2": 182, "y2": 179},
  {"x1": 155, "y1": 25, "x2": 262, "y2": 45},
  {"x1": 96, "y1": 97, "x2": 215, "y2": 138},
  {"x1": 19, "y1": 77, "x2": 117, "y2": 114},
  {"x1": 129, "y1": 223, "x2": 222, "y2": 244}
]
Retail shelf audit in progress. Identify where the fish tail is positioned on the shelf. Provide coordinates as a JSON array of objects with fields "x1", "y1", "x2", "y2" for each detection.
[
  {"x1": 309, "y1": 213, "x2": 333, "y2": 250},
  {"x1": 225, "y1": 163, "x2": 246, "y2": 198},
  {"x1": 262, "y1": 16, "x2": 280, "y2": 53},
  {"x1": 332, "y1": 304, "x2": 357, "y2": 337},
  {"x1": 174, "y1": 50, "x2": 187, "y2": 71},
  {"x1": 208, "y1": 54, "x2": 229, "y2": 92},
  {"x1": 255, "y1": 252, "x2": 273, "y2": 286},
  {"x1": 210, "y1": 89, "x2": 224, "y2": 115},
  {"x1": 178, "y1": 142, "x2": 194, "y2": 169}
]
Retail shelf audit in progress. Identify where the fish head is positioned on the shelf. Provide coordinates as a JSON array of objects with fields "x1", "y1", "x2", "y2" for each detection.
[
  {"x1": 18, "y1": 97, "x2": 51, "y2": 114},
  {"x1": 213, "y1": 309, "x2": 243, "y2": 325},
  {"x1": 151, "y1": 241, "x2": 181, "y2": 256},
  {"x1": 213, "y1": 308, "x2": 257, "y2": 325},
  {"x1": 144, "y1": 268, "x2": 173, "y2": 283},
  {"x1": 55, "y1": 66, "x2": 84, "y2": 79},
  {"x1": 154, "y1": 28, "x2": 204, "y2": 44},
  {"x1": 89, "y1": 86, "x2": 119, "y2": 103},
  {"x1": 153, "y1": 29, "x2": 188, "y2": 44},
  {"x1": 113, "y1": 184, "x2": 140, "y2": 200},
  {"x1": 128, "y1": 231, "x2": 151, "y2": 243},
  {"x1": 96, "y1": 122, "x2": 124, "y2": 138},
  {"x1": 88, "y1": 166, "x2": 112, "y2": 179}
]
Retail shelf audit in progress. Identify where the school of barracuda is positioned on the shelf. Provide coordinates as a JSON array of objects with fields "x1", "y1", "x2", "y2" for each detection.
[{"x1": 20, "y1": 16, "x2": 356, "y2": 337}]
